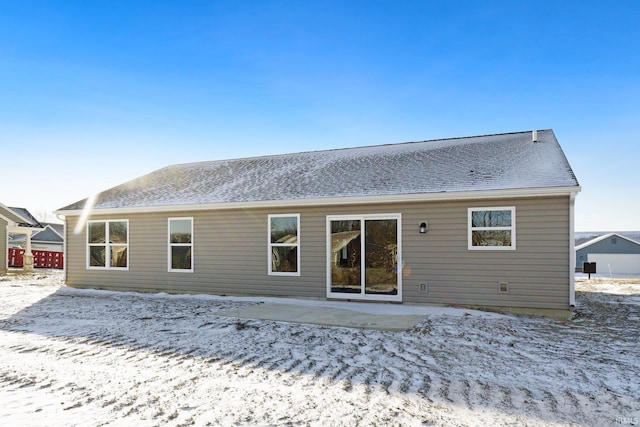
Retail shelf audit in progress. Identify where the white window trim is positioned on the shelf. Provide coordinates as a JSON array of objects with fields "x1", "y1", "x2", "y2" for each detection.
[
  {"x1": 168, "y1": 217, "x2": 194, "y2": 273},
  {"x1": 86, "y1": 219, "x2": 129, "y2": 270},
  {"x1": 468, "y1": 207, "x2": 516, "y2": 250},
  {"x1": 326, "y1": 213, "x2": 402, "y2": 302},
  {"x1": 268, "y1": 213, "x2": 300, "y2": 276}
]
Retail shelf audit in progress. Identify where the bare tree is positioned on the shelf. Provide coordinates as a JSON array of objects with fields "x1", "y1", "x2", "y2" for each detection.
[{"x1": 35, "y1": 210, "x2": 63, "y2": 224}]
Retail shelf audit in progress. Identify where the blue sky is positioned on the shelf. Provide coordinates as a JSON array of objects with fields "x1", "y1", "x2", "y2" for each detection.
[{"x1": 1, "y1": 1, "x2": 638, "y2": 230}]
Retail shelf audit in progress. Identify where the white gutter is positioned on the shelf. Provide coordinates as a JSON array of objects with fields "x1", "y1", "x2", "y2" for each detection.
[
  {"x1": 7, "y1": 225, "x2": 45, "y2": 234},
  {"x1": 3, "y1": 223, "x2": 6, "y2": 273},
  {"x1": 62, "y1": 220, "x2": 67, "y2": 283},
  {"x1": 55, "y1": 185, "x2": 582, "y2": 217}
]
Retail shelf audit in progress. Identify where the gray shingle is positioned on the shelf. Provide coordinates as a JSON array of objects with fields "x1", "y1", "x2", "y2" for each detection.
[
  {"x1": 8, "y1": 207, "x2": 42, "y2": 227},
  {"x1": 58, "y1": 129, "x2": 579, "y2": 211}
]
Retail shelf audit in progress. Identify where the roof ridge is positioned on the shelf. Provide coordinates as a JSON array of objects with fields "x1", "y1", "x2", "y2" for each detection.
[
  {"x1": 409, "y1": 129, "x2": 551, "y2": 144},
  {"x1": 168, "y1": 129, "x2": 551, "y2": 168}
]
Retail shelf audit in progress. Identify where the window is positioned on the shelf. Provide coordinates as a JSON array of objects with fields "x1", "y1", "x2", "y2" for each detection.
[
  {"x1": 87, "y1": 220, "x2": 129, "y2": 269},
  {"x1": 268, "y1": 214, "x2": 300, "y2": 276},
  {"x1": 169, "y1": 217, "x2": 193, "y2": 272},
  {"x1": 468, "y1": 207, "x2": 515, "y2": 250}
]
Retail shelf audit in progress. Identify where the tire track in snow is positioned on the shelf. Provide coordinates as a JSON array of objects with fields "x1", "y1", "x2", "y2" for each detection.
[{"x1": 2, "y1": 274, "x2": 640, "y2": 426}]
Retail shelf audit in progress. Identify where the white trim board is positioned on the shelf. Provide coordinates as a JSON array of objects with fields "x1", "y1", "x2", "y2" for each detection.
[{"x1": 56, "y1": 186, "x2": 581, "y2": 217}]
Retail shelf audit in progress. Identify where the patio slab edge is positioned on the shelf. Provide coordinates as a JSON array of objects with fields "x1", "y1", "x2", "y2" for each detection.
[{"x1": 216, "y1": 303, "x2": 426, "y2": 331}]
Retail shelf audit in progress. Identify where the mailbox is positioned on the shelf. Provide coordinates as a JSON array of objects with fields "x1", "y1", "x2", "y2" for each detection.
[{"x1": 583, "y1": 262, "x2": 596, "y2": 279}]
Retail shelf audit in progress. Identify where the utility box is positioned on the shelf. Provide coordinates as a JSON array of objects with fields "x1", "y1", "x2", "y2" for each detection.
[{"x1": 583, "y1": 262, "x2": 597, "y2": 279}]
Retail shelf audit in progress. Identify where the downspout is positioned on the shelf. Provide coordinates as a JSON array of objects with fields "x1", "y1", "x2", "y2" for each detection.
[
  {"x1": 56, "y1": 214, "x2": 67, "y2": 284},
  {"x1": 569, "y1": 192, "x2": 577, "y2": 306},
  {"x1": 3, "y1": 223, "x2": 7, "y2": 274}
]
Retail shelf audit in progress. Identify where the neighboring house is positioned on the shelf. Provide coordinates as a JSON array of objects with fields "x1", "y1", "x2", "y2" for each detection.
[
  {"x1": 1, "y1": 204, "x2": 44, "y2": 273},
  {"x1": 575, "y1": 231, "x2": 640, "y2": 247},
  {"x1": 56, "y1": 129, "x2": 581, "y2": 313},
  {"x1": 575, "y1": 233, "x2": 640, "y2": 275},
  {"x1": 34, "y1": 223, "x2": 65, "y2": 251},
  {"x1": 10, "y1": 223, "x2": 64, "y2": 251}
]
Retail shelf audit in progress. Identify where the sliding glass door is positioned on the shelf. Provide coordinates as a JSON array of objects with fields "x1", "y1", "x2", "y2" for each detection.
[
  {"x1": 329, "y1": 219, "x2": 362, "y2": 294},
  {"x1": 327, "y1": 214, "x2": 401, "y2": 301}
]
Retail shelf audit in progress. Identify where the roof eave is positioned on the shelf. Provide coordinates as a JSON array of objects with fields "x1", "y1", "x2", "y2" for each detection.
[
  {"x1": 55, "y1": 186, "x2": 581, "y2": 217},
  {"x1": 575, "y1": 232, "x2": 640, "y2": 250},
  {"x1": 0, "y1": 204, "x2": 35, "y2": 225}
]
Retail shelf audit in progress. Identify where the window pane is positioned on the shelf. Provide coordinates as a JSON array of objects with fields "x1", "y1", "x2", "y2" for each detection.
[
  {"x1": 471, "y1": 210, "x2": 511, "y2": 227},
  {"x1": 270, "y1": 216, "x2": 298, "y2": 244},
  {"x1": 471, "y1": 230, "x2": 512, "y2": 247},
  {"x1": 365, "y1": 219, "x2": 398, "y2": 295},
  {"x1": 109, "y1": 221, "x2": 128, "y2": 244},
  {"x1": 88, "y1": 222, "x2": 106, "y2": 244},
  {"x1": 171, "y1": 246, "x2": 192, "y2": 270},
  {"x1": 330, "y1": 220, "x2": 361, "y2": 293},
  {"x1": 89, "y1": 246, "x2": 106, "y2": 267},
  {"x1": 170, "y1": 219, "x2": 192, "y2": 243},
  {"x1": 271, "y1": 246, "x2": 297, "y2": 273},
  {"x1": 110, "y1": 245, "x2": 128, "y2": 267}
]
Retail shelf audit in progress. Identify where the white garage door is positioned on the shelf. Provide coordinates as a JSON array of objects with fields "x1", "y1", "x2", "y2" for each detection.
[{"x1": 588, "y1": 254, "x2": 640, "y2": 274}]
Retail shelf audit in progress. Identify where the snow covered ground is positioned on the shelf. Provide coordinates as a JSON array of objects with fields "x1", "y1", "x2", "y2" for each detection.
[{"x1": 1, "y1": 272, "x2": 638, "y2": 426}]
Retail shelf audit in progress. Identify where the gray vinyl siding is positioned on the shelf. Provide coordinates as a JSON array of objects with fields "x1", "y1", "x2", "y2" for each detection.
[
  {"x1": 1, "y1": 218, "x2": 7, "y2": 274},
  {"x1": 65, "y1": 195, "x2": 572, "y2": 309},
  {"x1": 576, "y1": 236, "x2": 640, "y2": 268},
  {"x1": 576, "y1": 236, "x2": 640, "y2": 271},
  {"x1": 402, "y1": 198, "x2": 570, "y2": 309}
]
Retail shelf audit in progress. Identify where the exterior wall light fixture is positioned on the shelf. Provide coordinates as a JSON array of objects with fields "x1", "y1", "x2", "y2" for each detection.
[{"x1": 419, "y1": 222, "x2": 428, "y2": 234}]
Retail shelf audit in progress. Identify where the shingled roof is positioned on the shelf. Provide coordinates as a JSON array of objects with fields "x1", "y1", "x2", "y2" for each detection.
[
  {"x1": 58, "y1": 129, "x2": 580, "y2": 212},
  {"x1": 7, "y1": 207, "x2": 42, "y2": 228}
]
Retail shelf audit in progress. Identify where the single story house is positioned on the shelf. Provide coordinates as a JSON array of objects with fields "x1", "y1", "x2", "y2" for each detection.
[
  {"x1": 56, "y1": 129, "x2": 581, "y2": 313},
  {"x1": 575, "y1": 231, "x2": 640, "y2": 247},
  {"x1": 576, "y1": 233, "x2": 640, "y2": 275},
  {"x1": 1, "y1": 204, "x2": 44, "y2": 273}
]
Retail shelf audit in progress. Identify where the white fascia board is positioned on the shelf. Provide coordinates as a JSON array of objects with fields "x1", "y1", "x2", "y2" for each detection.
[
  {"x1": 575, "y1": 233, "x2": 615, "y2": 250},
  {"x1": 575, "y1": 232, "x2": 640, "y2": 250},
  {"x1": 55, "y1": 186, "x2": 581, "y2": 217},
  {"x1": 42, "y1": 224, "x2": 65, "y2": 240},
  {"x1": 49, "y1": 226, "x2": 65, "y2": 240},
  {"x1": 0, "y1": 203, "x2": 38, "y2": 225},
  {"x1": 0, "y1": 208, "x2": 25, "y2": 225}
]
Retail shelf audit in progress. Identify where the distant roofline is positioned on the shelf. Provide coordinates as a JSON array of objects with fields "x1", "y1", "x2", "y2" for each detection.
[
  {"x1": 575, "y1": 232, "x2": 640, "y2": 250},
  {"x1": 33, "y1": 224, "x2": 65, "y2": 240},
  {"x1": 0, "y1": 203, "x2": 34, "y2": 225},
  {"x1": 8, "y1": 206, "x2": 43, "y2": 227},
  {"x1": 576, "y1": 230, "x2": 640, "y2": 234}
]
